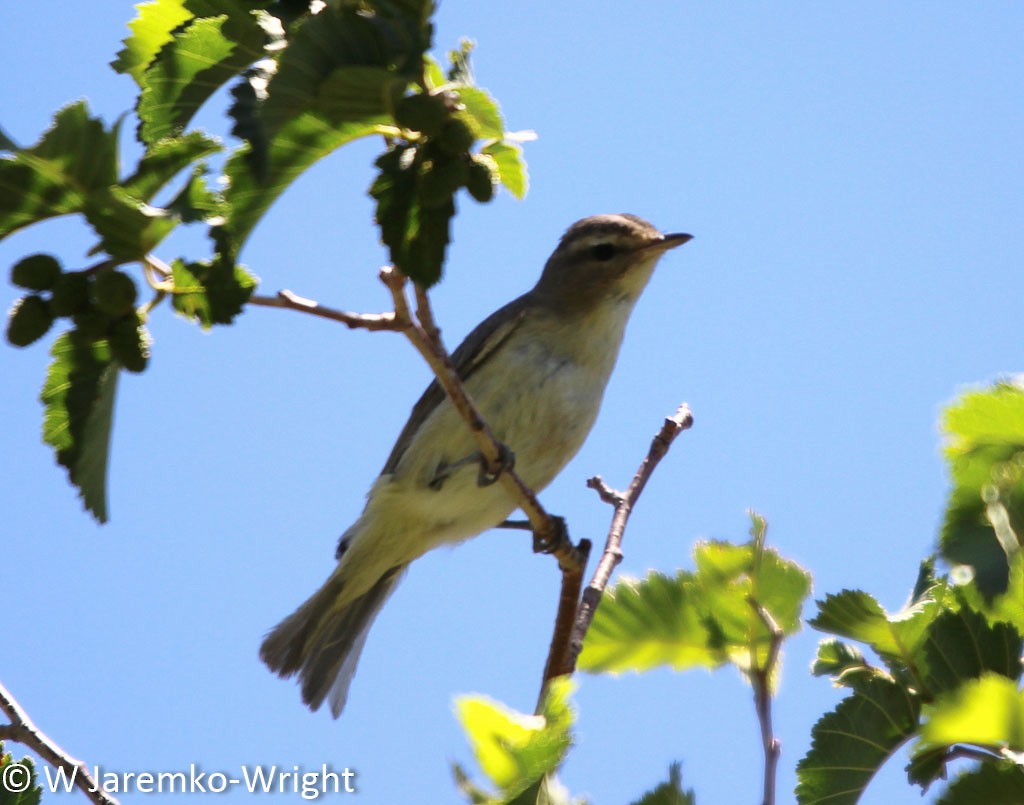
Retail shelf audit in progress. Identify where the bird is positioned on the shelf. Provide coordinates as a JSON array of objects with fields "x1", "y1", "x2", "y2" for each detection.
[{"x1": 260, "y1": 213, "x2": 692, "y2": 716}]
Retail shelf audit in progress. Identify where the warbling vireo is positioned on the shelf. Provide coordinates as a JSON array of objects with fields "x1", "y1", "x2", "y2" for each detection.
[{"x1": 261, "y1": 213, "x2": 691, "y2": 716}]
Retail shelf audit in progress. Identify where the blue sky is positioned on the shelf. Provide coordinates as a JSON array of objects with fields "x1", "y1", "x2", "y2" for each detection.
[{"x1": 2, "y1": 3, "x2": 1023, "y2": 803}]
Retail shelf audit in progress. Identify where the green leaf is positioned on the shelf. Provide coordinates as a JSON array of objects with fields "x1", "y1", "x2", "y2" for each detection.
[
  {"x1": 458, "y1": 86, "x2": 505, "y2": 140},
  {"x1": 84, "y1": 186, "x2": 179, "y2": 260},
  {"x1": 580, "y1": 538, "x2": 810, "y2": 676},
  {"x1": 579, "y1": 570, "x2": 725, "y2": 674},
  {"x1": 809, "y1": 587, "x2": 943, "y2": 666},
  {"x1": 122, "y1": 131, "x2": 222, "y2": 201},
  {"x1": 453, "y1": 677, "x2": 574, "y2": 802},
  {"x1": 796, "y1": 676, "x2": 920, "y2": 805},
  {"x1": 630, "y1": 763, "x2": 696, "y2": 805},
  {"x1": 482, "y1": 141, "x2": 528, "y2": 199},
  {"x1": 111, "y1": 0, "x2": 196, "y2": 83},
  {"x1": 137, "y1": 10, "x2": 266, "y2": 144},
  {"x1": 936, "y1": 762, "x2": 1024, "y2": 805},
  {"x1": 40, "y1": 331, "x2": 119, "y2": 523},
  {"x1": 170, "y1": 255, "x2": 257, "y2": 328},
  {"x1": 166, "y1": 164, "x2": 226, "y2": 224},
  {"x1": 0, "y1": 101, "x2": 119, "y2": 240},
  {"x1": 368, "y1": 142, "x2": 455, "y2": 286},
  {"x1": 919, "y1": 672, "x2": 1024, "y2": 751},
  {"x1": 940, "y1": 381, "x2": 1024, "y2": 598},
  {"x1": 918, "y1": 606, "x2": 1023, "y2": 696},
  {"x1": 811, "y1": 639, "x2": 873, "y2": 684},
  {"x1": 0, "y1": 742, "x2": 42, "y2": 805},
  {"x1": 222, "y1": 1, "x2": 428, "y2": 250}
]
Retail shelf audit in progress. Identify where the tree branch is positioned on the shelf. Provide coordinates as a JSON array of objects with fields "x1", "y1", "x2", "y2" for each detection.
[
  {"x1": 249, "y1": 269, "x2": 582, "y2": 568},
  {"x1": 749, "y1": 599, "x2": 783, "y2": 805},
  {"x1": 248, "y1": 289, "x2": 400, "y2": 331},
  {"x1": 563, "y1": 403, "x2": 694, "y2": 673},
  {"x1": 0, "y1": 681, "x2": 118, "y2": 805}
]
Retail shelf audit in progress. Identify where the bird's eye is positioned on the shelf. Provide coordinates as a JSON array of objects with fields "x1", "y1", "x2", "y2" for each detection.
[{"x1": 590, "y1": 243, "x2": 616, "y2": 261}]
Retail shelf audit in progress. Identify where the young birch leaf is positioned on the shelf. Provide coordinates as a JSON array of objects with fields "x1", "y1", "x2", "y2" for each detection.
[
  {"x1": 482, "y1": 141, "x2": 528, "y2": 199},
  {"x1": 453, "y1": 677, "x2": 574, "y2": 801},
  {"x1": 457, "y1": 86, "x2": 504, "y2": 139},
  {"x1": 40, "y1": 332, "x2": 119, "y2": 523},
  {"x1": 918, "y1": 672, "x2": 1024, "y2": 752},
  {"x1": 579, "y1": 570, "x2": 724, "y2": 674},
  {"x1": 796, "y1": 676, "x2": 920, "y2": 805},
  {"x1": 940, "y1": 381, "x2": 1024, "y2": 598}
]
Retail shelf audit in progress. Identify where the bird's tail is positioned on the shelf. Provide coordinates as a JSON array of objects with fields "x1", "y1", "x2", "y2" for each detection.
[{"x1": 260, "y1": 563, "x2": 406, "y2": 717}]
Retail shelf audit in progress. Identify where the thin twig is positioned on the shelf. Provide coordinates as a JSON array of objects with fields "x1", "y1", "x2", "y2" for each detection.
[
  {"x1": 248, "y1": 290, "x2": 400, "y2": 331},
  {"x1": 564, "y1": 403, "x2": 694, "y2": 672},
  {"x1": 749, "y1": 599, "x2": 783, "y2": 805},
  {"x1": 0, "y1": 681, "x2": 118, "y2": 805}
]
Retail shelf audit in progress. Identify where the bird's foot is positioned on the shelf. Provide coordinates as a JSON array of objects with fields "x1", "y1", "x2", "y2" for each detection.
[{"x1": 477, "y1": 442, "x2": 515, "y2": 487}]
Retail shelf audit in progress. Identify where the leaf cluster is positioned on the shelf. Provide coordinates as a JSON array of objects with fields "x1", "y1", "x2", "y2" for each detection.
[
  {"x1": 3, "y1": 0, "x2": 529, "y2": 521},
  {"x1": 798, "y1": 381, "x2": 1024, "y2": 803}
]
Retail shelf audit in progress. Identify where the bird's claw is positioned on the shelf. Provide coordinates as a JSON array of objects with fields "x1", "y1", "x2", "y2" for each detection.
[
  {"x1": 533, "y1": 515, "x2": 568, "y2": 554},
  {"x1": 477, "y1": 442, "x2": 515, "y2": 487}
]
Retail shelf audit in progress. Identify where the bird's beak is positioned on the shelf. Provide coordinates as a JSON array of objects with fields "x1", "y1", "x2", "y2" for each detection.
[{"x1": 647, "y1": 232, "x2": 693, "y2": 252}]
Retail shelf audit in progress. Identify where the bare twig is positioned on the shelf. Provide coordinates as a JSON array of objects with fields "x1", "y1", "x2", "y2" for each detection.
[
  {"x1": 749, "y1": 599, "x2": 783, "y2": 805},
  {"x1": 0, "y1": 681, "x2": 118, "y2": 805},
  {"x1": 248, "y1": 290, "x2": 400, "y2": 331},
  {"x1": 564, "y1": 403, "x2": 694, "y2": 672}
]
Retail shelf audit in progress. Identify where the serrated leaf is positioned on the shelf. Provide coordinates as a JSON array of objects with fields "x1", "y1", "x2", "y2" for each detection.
[
  {"x1": 809, "y1": 587, "x2": 943, "y2": 666},
  {"x1": 222, "y1": 2, "x2": 427, "y2": 251},
  {"x1": 170, "y1": 255, "x2": 257, "y2": 327},
  {"x1": 122, "y1": 131, "x2": 222, "y2": 201},
  {"x1": 936, "y1": 762, "x2": 1024, "y2": 805},
  {"x1": 482, "y1": 141, "x2": 528, "y2": 199},
  {"x1": 111, "y1": 0, "x2": 196, "y2": 83},
  {"x1": 137, "y1": 11, "x2": 266, "y2": 144},
  {"x1": 457, "y1": 86, "x2": 504, "y2": 139},
  {"x1": 811, "y1": 639, "x2": 872, "y2": 683},
  {"x1": 453, "y1": 677, "x2": 574, "y2": 802},
  {"x1": 919, "y1": 606, "x2": 1023, "y2": 695},
  {"x1": 579, "y1": 570, "x2": 725, "y2": 674},
  {"x1": 166, "y1": 164, "x2": 225, "y2": 224},
  {"x1": 84, "y1": 186, "x2": 178, "y2": 260},
  {"x1": 0, "y1": 743, "x2": 43, "y2": 805},
  {"x1": 796, "y1": 676, "x2": 920, "y2": 805},
  {"x1": 940, "y1": 381, "x2": 1024, "y2": 598},
  {"x1": 0, "y1": 101, "x2": 119, "y2": 240},
  {"x1": 368, "y1": 142, "x2": 454, "y2": 286},
  {"x1": 223, "y1": 116, "x2": 383, "y2": 247},
  {"x1": 40, "y1": 331, "x2": 119, "y2": 523},
  {"x1": 581, "y1": 537, "x2": 810, "y2": 677},
  {"x1": 630, "y1": 763, "x2": 696, "y2": 805},
  {"x1": 919, "y1": 672, "x2": 1024, "y2": 751}
]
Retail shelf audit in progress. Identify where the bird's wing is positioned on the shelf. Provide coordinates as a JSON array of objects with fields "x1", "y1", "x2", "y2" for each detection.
[{"x1": 380, "y1": 293, "x2": 531, "y2": 474}]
